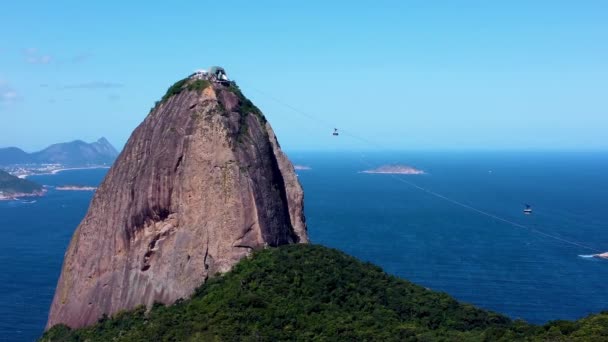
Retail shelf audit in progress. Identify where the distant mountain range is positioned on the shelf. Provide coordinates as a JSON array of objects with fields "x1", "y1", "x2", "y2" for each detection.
[{"x1": 0, "y1": 138, "x2": 119, "y2": 166}]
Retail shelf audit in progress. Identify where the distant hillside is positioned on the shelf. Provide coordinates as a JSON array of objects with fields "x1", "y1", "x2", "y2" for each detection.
[
  {"x1": 41, "y1": 245, "x2": 608, "y2": 341},
  {"x1": 0, "y1": 147, "x2": 32, "y2": 165},
  {"x1": 0, "y1": 170, "x2": 42, "y2": 195},
  {"x1": 0, "y1": 138, "x2": 118, "y2": 166}
]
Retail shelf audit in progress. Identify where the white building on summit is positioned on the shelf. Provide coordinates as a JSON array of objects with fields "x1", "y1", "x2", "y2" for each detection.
[
  {"x1": 192, "y1": 69, "x2": 208, "y2": 79},
  {"x1": 192, "y1": 66, "x2": 229, "y2": 84}
]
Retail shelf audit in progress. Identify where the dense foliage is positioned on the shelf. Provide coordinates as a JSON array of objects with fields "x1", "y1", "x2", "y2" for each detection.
[
  {"x1": 151, "y1": 75, "x2": 266, "y2": 145},
  {"x1": 0, "y1": 169, "x2": 41, "y2": 194},
  {"x1": 41, "y1": 245, "x2": 608, "y2": 341},
  {"x1": 150, "y1": 78, "x2": 212, "y2": 114},
  {"x1": 221, "y1": 82, "x2": 268, "y2": 143},
  {"x1": 187, "y1": 79, "x2": 211, "y2": 92},
  {"x1": 160, "y1": 77, "x2": 190, "y2": 103},
  {"x1": 226, "y1": 82, "x2": 266, "y2": 123}
]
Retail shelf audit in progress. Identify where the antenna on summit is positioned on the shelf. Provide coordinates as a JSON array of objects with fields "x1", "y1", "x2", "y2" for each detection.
[
  {"x1": 209, "y1": 66, "x2": 229, "y2": 85},
  {"x1": 191, "y1": 67, "x2": 230, "y2": 85}
]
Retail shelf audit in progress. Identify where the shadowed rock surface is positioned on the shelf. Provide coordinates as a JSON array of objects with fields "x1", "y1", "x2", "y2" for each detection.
[{"x1": 46, "y1": 77, "x2": 308, "y2": 329}]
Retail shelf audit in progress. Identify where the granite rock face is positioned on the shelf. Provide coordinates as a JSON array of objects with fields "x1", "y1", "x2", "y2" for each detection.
[{"x1": 47, "y1": 79, "x2": 308, "y2": 329}]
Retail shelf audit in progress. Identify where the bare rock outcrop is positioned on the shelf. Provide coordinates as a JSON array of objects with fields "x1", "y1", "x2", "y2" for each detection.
[{"x1": 46, "y1": 78, "x2": 308, "y2": 329}]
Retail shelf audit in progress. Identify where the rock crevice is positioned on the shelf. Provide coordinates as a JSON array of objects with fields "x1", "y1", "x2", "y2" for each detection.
[{"x1": 47, "y1": 78, "x2": 308, "y2": 329}]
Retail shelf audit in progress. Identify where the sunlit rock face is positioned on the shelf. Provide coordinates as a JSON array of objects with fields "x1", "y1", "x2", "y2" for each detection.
[{"x1": 47, "y1": 78, "x2": 308, "y2": 329}]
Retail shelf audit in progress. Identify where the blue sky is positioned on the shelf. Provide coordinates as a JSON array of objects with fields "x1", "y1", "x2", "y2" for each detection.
[{"x1": 1, "y1": 1, "x2": 606, "y2": 152}]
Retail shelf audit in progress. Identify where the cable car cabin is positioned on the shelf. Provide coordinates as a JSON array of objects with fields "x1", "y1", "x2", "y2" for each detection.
[
  {"x1": 524, "y1": 204, "x2": 532, "y2": 215},
  {"x1": 333, "y1": 128, "x2": 339, "y2": 136},
  {"x1": 209, "y1": 66, "x2": 229, "y2": 84}
]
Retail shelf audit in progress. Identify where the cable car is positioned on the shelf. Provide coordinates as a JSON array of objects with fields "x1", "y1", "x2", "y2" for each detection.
[
  {"x1": 332, "y1": 128, "x2": 339, "y2": 136},
  {"x1": 524, "y1": 204, "x2": 532, "y2": 215}
]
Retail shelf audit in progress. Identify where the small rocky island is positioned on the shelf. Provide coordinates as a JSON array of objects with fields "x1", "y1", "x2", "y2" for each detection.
[
  {"x1": 361, "y1": 165, "x2": 425, "y2": 175},
  {"x1": 0, "y1": 169, "x2": 45, "y2": 200},
  {"x1": 40, "y1": 67, "x2": 608, "y2": 342},
  {"x1": 55, "y1": 186, "x2": 97, "y2": 191}
]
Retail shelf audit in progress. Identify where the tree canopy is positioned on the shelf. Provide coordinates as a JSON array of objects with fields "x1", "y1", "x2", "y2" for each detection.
[{"x1": 42, "y1": 244, "x2": 608, "y2": 341}]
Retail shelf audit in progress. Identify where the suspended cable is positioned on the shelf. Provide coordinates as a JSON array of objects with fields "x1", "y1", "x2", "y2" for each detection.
[{"x1": 242, "y1": 83, "x2": 603, "y2": 254}]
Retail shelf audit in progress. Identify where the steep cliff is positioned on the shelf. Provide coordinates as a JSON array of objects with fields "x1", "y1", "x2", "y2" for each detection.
[{"x1": 47, "y1": 76, "x2": 308, "y2": 329}]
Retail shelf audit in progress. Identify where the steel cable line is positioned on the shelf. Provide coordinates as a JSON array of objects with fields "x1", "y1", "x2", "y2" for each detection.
[{"x1": 241, "y1": 83, "x2": 603, "y2": 254}]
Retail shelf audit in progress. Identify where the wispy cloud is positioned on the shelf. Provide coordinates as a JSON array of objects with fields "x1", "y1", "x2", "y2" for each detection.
[
  {"x1": 71, "y1": 53, "x2": 93, "y2": 64},
  {"x1": 62, "y1": 81, "x2": 124, "y2": 89},
  {"x1": 1, "y1": 91, "x2": 18, "y2": 101},
  {"x1": 0, "y1": 79, "x2": 20, "y2": 105},
  {"x1": 22, "y1": 48, "x2": 53, "y2": 64},
  {"x1": 27, "y1": 55, "x2": 52, "y2": 64}
]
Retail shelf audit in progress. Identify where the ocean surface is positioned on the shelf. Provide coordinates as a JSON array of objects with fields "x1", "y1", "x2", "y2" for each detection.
[{"x1": 1, "y1": 152, "x2": 607, "y2": 341}]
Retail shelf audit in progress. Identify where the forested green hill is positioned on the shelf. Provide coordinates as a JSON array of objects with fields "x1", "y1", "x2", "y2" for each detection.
[{"x1": 42, "y1": 245, "x2": 608, "y2": 341}]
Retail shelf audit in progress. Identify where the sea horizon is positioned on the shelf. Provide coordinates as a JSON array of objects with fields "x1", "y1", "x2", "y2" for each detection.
[{"x1": 1, "y1": 151, "x2": 607, "y2": 341}]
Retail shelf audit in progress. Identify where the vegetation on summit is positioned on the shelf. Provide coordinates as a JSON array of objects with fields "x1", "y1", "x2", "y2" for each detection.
[
  {"x1": 226, "y1": 82, "x2": 266, "y2": 122},
  {"x1": 160, "y1": 77, "x2": 190, "y2": 103},
  {"x1": 150, "y1": 77, "x2": 212, "y2": 112},
  {"x1": 154, "y1": 75, "x2": 265, "y2": 121},
  {"x1": 41, "y1": 245, "x2": 608, "y2": 341}
]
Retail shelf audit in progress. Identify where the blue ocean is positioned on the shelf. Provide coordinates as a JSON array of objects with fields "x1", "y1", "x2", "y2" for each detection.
[{"x1": 1, "y1": 152, "x2": 607, "y2": 341}]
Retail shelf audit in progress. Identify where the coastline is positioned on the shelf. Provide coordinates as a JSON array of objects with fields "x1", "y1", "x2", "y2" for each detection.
[
  {"x1": 0, "y1": 189, "x2": 47, "y2": 201},
  {"x1": 2, "y1": 167, "x2": 107, "y2": 200},
  {"x1": 55, "y1": 186, "x2": 97, "y2": 191},
  {"x1": 17, "y1": 166, "x2": 111, "y2": 179}
]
